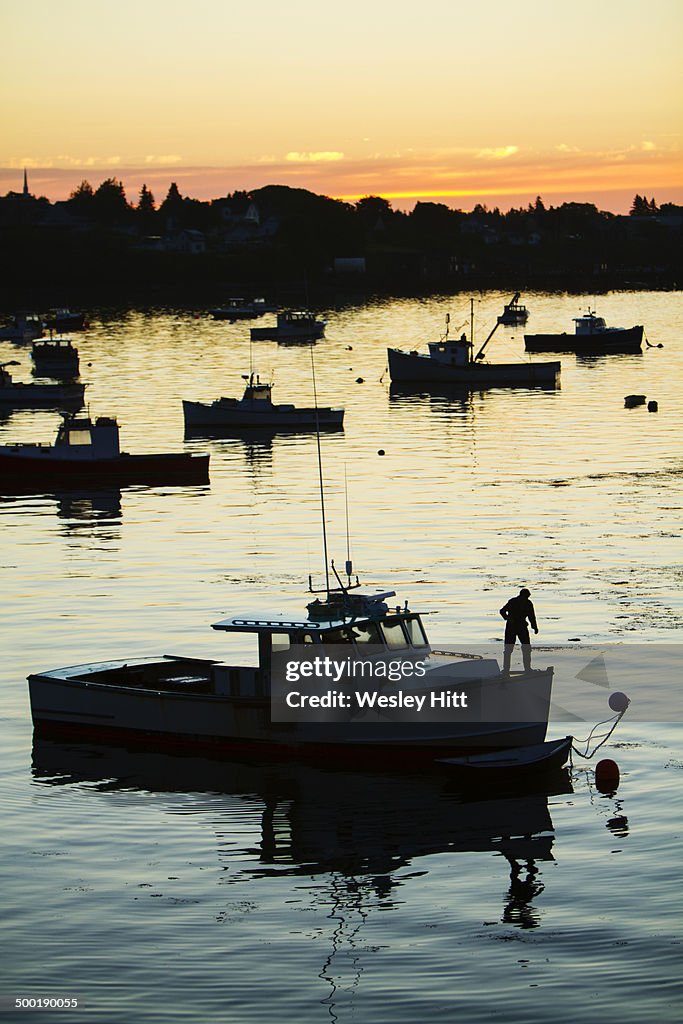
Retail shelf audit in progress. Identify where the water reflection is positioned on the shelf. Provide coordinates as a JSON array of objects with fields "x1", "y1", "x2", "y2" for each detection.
[
  {"x1": 55, "y1": 489, "x2": 123, "y2": 528},
  {"x1": 31, "y1": 737, "x2": 569, "y2": 924}
]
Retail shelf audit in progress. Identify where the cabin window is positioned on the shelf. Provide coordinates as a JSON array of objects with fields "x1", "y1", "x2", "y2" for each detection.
[
  {"x1": 271, "y1": 633, "x2": 291, "y2": 653},
  {"x1": 346, "y1": 622, "x2": 382, "y2": 645},
  {"x1": 67, "y1": 430, "x2": 92, "y2": 446},
  {"x1": 380, "y1": 618, "x2": 409, "y2": 650},
  {"x1": 323, "y1": 628, "x2": 354, "y2": 644},
  {"x1": 405, "y1": 617, "x2": 428, "y2": 647}
]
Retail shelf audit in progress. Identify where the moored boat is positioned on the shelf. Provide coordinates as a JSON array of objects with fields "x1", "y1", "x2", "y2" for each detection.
[
  {"x1": 209, "y1": 298, "x2": 278, "y2": 320},
  {"x1": 388, "y1": 304, "x2": 560, "y2": 389},
  {"x1": 0, "y1": 312, "x2": 44, "y2": 342},
  {"x1": 0, "y1": 412, "x2": 210, "y2": 490},
  {"x1": 0, "y1": 360, "x2": 85, "y2": 407},
  {"x1": 497, "y1": 293, "x2": 529, "y2": 326},
  {"x1": 183, "y1": 372, "x2": 344, "y2": 434},
  {"x1": 44, "y1": 308, "x2": 89, "y2": 332},
  {"x1": 525, "y1": 310, "x2": 644, "y2": 353},
  {"x1": 31, "y1": 337, "x2": 80, "y2": 378},
  {"x1": 27, "y1": 577, "x2": 555, "y2": 765},
  {"x1": 251, "y1": 310, "x2": 326, "y2": 341}
]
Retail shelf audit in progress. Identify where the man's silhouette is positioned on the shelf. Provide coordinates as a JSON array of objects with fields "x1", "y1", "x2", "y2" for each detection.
[{"x1": 499, "y1": 587, "x2": 538, "y2": 674}]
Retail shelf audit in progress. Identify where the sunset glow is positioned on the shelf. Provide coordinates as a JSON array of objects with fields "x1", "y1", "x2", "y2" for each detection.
[{"x1": 1, "y1": 0, "x2": 681, "y2": 211}]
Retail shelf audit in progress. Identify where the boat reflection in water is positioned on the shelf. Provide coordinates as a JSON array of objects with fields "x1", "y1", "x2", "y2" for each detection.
[{"x1": 31, "y1": 737, "x2": 571, "y2": 931}]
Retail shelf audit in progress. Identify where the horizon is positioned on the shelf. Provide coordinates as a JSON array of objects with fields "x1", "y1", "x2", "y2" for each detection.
[{"x1": 1, "y1": 165, "x2": 679, "y2": 217}]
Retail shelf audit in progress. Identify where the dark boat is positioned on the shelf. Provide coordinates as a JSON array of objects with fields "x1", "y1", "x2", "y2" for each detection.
[
  {"x1": 209, "y1": 298, "x2": 278, "y2": 320},
  {"x1": 0, "y1": 312, "x2": 44, "y2": 341},
  {"x1": 497, "y1": 293, "x2": 529, "y2": 326},
  {"x1": 0, "y1": 360, "x2": 85, "y2": 408},
  {"x1": 524, "y1": 310, "x2": 644, "y2": 353},
  {"x1": 44, "y1": 308, "x2": 89, "y2": 332},
  {"x1": 250, "y1": 310, "x2": 326, "y2": 341},
  {"x1": 388, "y1": 304, "x2": 560, "y2": 389},
  {"x1": 436, "y1": 736, "x2": 572, "y2": 777},
  {"x1": 0, "y1": 412, "x2": 210, "y2": 490},
  {"x1": 183, "y1": 373, "x2": 344, "y2": 434},
  {"x1": 31, "y1": 338, "x2": 80, "y2": 378}
]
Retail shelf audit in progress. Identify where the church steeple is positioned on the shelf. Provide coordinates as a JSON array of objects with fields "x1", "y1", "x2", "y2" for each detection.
[{"x1": 23, "y1": 168, "x2": 29, "y2": 196}]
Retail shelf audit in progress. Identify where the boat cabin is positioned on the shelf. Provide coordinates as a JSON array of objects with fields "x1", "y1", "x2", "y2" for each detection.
[
  {"x1": 427, "y1": 334, "x2": 474, "y2": 367},
  {"x1": 211, "y1": 593, "x2": 430, "y2": 697},
  {"x1": 55, "y1": 415, "x2": 120, "y2": 457},
  {"x1": 574, "y1": 311, "x2": 607, "y2": 335},
  {"x1": 241, "y1": 373, "x2": 274, "y2": 403}
]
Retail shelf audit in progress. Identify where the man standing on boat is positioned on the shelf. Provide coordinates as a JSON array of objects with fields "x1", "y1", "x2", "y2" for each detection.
[{"x1": 499, "y1": 588, "x2": 538, "y2": 675}]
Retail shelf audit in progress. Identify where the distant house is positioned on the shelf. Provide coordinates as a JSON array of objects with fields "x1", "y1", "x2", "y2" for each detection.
[
  {"x1": 212, "y1": 195, "x2": 261, "y2": 244},
  {"x1": 165, "y1": 229, "x2": 207, "y2": 254}
]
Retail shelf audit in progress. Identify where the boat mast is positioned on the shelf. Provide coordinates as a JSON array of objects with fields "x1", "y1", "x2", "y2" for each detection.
[{"x1": 310, "y1": 345, "x2": 330, "y2": 595}]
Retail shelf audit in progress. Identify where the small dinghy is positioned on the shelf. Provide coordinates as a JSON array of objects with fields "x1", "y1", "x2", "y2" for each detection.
[{"x1": 435, "y1": 736, "x2": 572, "y2": 776}]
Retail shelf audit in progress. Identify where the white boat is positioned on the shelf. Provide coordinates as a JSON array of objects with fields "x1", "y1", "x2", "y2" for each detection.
[
  {"x1": 388, "y1": 304, "x2": 560, "y2": 389},
  {"x1": 0, "y1": 360, "x2": 84, "y2": 407},
  {"x1": 183, "y1": 373, "x2": 344, "y2": 434},
  {"x1": 525, "y1": 310, "x2": 643, "y2": 353},
  {"x1": 250, "y1": 310, "x2": 326, "y2": 341},
  {"x1": 28, "y1": 576, "x2": 555, "y2": 766}
]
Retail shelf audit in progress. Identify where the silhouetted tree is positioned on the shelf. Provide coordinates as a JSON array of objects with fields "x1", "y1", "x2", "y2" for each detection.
[
  {"x1": 137, "y1": 184, "x2": 156, "y2": 213},
  {"x1": 163, "y1": 182, "x2": 183, "y2": 205},
  {"x1": 92, "y1": 178, "x2": 130, "y2": 222},
  {"x1": 630, "y1": 194, "x2": 656, "y2": 216},
  {"x1": 67, "y1": 179, "x2": 95, "y2": 215}
]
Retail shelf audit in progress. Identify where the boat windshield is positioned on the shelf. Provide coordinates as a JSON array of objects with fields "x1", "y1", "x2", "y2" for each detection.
[
  {"x1": 380, "y1": 617, "x2": 410, "y2": 650},
  {"x1": 404, "y1": 616, "x2": 428, "y2": 647}
]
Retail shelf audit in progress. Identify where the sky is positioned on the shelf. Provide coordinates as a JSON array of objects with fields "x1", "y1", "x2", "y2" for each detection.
[{"x1": 1, "y1": 0, "x2": 681, "y2": 212}]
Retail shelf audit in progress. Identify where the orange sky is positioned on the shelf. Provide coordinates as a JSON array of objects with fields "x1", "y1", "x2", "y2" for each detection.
[{"x1": 1, "y1": 0, "x2": 681, "y2": 212}]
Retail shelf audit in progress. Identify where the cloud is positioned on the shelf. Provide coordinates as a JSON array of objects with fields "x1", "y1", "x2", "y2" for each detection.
[
  {"x1": 285, "y1": 151, "x2": 344, "y2": 163},
  {"x1": 144, "y1": 154, "x2": 183, "y2": 165},
  {"x1": 477, "y1": 146, "x2": 519, "y2": 160},
  {"x1": 641, "y1": 140, "x2": 656, "y2": 151}
]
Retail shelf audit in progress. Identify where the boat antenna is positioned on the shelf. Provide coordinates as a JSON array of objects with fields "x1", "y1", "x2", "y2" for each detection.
[
  {"x1": 344, "y1": 464, "x2": 352, "y2": 582},
  {"x1": 310, "y1": 344, "x2": 330, "y2": 594}
]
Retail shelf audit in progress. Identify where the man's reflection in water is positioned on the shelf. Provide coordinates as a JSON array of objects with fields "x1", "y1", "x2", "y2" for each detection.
[{"x1": 502, "y1": 857, "x2": 545, "y2": 929}]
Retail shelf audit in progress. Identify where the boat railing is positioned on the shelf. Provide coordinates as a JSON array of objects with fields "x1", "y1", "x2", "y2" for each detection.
[{"x1": 430, "y1": 649, "x2": 485, "y2": 660}]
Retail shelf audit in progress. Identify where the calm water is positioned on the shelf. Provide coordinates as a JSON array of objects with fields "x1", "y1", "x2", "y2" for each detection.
[{"x1": 1, "y1": 290, "x2": 682, "y2": 1022}]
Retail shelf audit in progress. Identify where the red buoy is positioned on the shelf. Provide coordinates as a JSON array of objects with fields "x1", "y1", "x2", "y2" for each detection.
[{"x1": 595, "y1": 759, "x2": 620, "y2": 793}]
